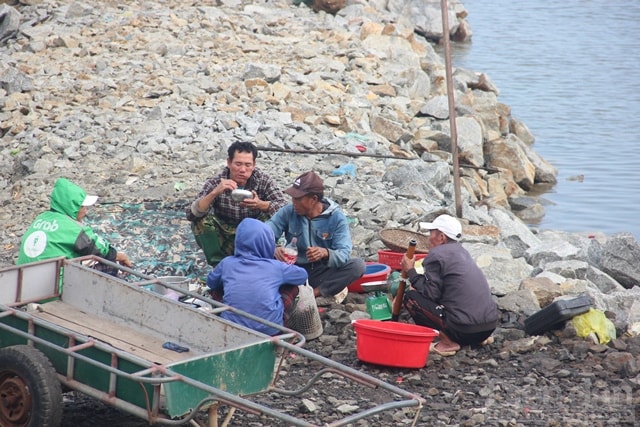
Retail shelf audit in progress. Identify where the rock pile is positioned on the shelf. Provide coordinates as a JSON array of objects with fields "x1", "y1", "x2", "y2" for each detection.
[{"x1": 1, "y1": 0, "x2": 639, "y2": 425}]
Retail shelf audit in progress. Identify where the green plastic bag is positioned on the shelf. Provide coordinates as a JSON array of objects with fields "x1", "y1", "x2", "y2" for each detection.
[{"x1": 572, "y1": 308, "x2": 616, "y2": 344}]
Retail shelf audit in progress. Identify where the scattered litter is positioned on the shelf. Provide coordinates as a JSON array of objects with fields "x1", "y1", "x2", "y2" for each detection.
[
  {"x1": 342, "y1": 132, "x2": 369, "y2": 142},
  {"x1": 572, "y1": 308, "x2": 617, "y2": 344},
  {"x1": 332, "y1": 163, "x2": 356, "y2": 177}
]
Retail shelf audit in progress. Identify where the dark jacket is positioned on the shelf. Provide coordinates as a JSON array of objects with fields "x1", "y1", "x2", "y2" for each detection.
[{"x1": 407, "y1": 241, "x2": 498, "y2": 333}]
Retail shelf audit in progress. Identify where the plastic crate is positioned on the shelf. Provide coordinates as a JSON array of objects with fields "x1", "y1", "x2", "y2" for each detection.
[{"x1": 377, "y1": 250, "x2": 427, "y2": 271}]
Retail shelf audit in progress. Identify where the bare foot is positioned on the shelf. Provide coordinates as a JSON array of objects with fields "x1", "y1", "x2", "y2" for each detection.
[
  {"x1": 437, "y1": 332, "x2": 461, "y2": 352},
  {"x1": 430, "y1": 342, "x2": 460, "y2": 357},
  {"x1": 433, "y1": 341, "x2": 460, "y2": 353}
]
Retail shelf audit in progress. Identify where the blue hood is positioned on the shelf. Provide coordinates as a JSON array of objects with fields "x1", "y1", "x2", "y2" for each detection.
[{"x1": 234, "y1": 218, "x2": 275, "y2": 259}]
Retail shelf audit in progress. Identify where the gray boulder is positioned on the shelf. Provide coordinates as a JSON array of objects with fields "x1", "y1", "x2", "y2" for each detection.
[
  {"x1": 0, "y1": 4, "x2": 21, "y2": 41},
  {"x1": 589, "y1": 233, "x2": 640, "y2": 289}
]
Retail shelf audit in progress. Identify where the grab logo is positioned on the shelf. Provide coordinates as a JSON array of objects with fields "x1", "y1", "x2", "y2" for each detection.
[
  {"x1": 23, "y1": 231, "x2": 47, "y2": 258},
  {"x1": 33, "y1": 218, "x2": 59, "y2": 231}
]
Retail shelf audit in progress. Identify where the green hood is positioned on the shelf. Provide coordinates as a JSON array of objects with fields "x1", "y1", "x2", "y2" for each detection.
[{"x1": 50, "y1": 178, "x2": 87, "y2": 219}]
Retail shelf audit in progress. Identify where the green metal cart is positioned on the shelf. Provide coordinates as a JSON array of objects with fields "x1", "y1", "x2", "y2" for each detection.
[{"x1": 0, "y1": 257, "x2": 425, "y2": 427}]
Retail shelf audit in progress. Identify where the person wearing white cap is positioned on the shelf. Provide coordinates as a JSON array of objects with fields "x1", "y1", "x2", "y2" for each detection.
[
  {"x1": 17, "y1": 178, "x2": 132, "y2": 275},
  {"x1": 400, "y1": 214, "x2": 498, "y2": 356}
]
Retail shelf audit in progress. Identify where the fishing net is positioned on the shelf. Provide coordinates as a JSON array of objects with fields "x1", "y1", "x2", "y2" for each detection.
[{"x1": 85, "y1": 200, "x2": 210, "y2": 280}]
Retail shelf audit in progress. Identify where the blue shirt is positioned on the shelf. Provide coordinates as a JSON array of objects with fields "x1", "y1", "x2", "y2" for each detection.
[{"x1": 267, "y1": 198, "x2": 353, "y2": 268}]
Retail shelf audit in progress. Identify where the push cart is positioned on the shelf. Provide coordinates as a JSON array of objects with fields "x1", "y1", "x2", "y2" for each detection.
[{"x1": 0, "y1": 256, "x2": 425, "y2": 426}]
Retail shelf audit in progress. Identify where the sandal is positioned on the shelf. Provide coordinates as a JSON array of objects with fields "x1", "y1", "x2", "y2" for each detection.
[{"x1": 429, "y1": 342, "x2": 457, "y2": 357}]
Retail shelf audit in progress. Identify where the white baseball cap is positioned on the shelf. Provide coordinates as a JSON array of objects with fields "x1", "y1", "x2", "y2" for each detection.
[
  {"x1": 82, "y1": 194, "x2": 99, "y2": 206},
  {"x1": 419, "y1": 214, "x2": 462, "y2": 241}
]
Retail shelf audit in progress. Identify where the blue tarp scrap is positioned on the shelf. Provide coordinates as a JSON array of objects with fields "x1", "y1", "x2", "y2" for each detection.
[
  {"x1": 85, "y1": 200, "x2": 209, "y2": 280},
  {"x1": 332, "y1": 163, "x2": 357, "y2": 177}
]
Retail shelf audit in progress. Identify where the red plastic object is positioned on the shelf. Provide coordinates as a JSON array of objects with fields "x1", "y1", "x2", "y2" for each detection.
[
  {"x1": 377, "y1": 250, "x2": 427, "y2": 271},
  {"x1": 355, "y1": 145, "x2": 367, "y2": 152},
  {"x1": 353, "y1": 319, "x2": 438, "y2": 368},
  {"x1": 347, "y1": 263, "x2": 391, "y2": 293}
]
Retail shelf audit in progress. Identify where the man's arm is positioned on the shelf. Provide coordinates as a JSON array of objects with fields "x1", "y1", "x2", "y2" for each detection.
[
  {"x1": 414, "y1": 259, "x2": 444, "y2": 301},
  {"x1": 74, "y1": 229, "x2": 131, "y2": 266},
  {"x1": 186, "y1": 174, "x2": 228, "y2": 221},
  {"x1": 206, "y1": 267, "x2": 224, "y2": 292},
  {"x1": 266, "y1": 207, "x2": 290, "y2": 260}
]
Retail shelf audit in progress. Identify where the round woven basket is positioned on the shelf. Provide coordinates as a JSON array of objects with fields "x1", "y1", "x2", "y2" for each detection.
[{"x1": 379, "y1": 228, "x2": 430, "y2": 253}]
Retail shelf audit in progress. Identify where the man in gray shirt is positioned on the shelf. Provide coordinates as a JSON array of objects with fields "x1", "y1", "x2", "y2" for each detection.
[{"x1": 400, "y1": 214, "x2": 498, "y2": 356}]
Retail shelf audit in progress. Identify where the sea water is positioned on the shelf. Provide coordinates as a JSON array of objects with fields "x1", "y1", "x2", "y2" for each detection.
[{"x1": 448, "y1": 0, "x2": 640, "y2": 240}]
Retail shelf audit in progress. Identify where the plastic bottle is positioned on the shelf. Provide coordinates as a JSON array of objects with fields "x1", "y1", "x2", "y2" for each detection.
[
  {"x1": 277, "y1": 232, "x2": 286, "y2": 248},
  {"x1": 283, "y1": 237, "x2": 298, "y2": 265}
]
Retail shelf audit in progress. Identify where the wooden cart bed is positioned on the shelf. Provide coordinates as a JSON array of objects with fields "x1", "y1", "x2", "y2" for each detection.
[{"x1": 31, "y1": 300, "x2": 190, "y2": 365}]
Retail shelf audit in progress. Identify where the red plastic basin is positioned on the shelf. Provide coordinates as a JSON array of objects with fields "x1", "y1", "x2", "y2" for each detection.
[
  {"x1": 353, "y1": 319, "x2": 438, "y2": 368},
  {"x1": 377, "y1": 250, "x2": 427, "y2": 271},
  {"x1": 347, "y1": 263, "x2": 391, "y2": 293}
]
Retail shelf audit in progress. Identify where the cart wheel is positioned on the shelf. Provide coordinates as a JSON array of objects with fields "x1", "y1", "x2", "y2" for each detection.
[{"x1": 0, "y1": 345, "x2": 62, "y2": 427}]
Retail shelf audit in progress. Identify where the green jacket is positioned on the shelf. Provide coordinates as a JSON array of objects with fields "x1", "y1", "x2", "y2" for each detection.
[{"x1": 17, "y1": 178, "x2": 116, "y2": 264}]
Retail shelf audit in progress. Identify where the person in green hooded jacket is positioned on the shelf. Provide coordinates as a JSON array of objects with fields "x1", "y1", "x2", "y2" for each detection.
[{"x1": 17, "y1": 178, "x2": 132, "y2": 274}]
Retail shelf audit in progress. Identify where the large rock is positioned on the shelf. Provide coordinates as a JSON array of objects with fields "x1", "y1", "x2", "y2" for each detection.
[
  {"x1": 313, "y1": 0, "x2": 345, "y2": 14},
  {"x1": 596, "y1": 287, "x2": 640, "y2": 329},
  {"x1": 589, "y1": 233, "x2": 640, "y2": 289},
  {"x1": 387, "y1": 0, "x2": 461, "y2": 41},
  {"x1": 484, "y1": 134, "x2": 536, "y2": 190},
  {"x1": 543, "y1": 259, "x2": 624, "y2": 295},
  {"x1": 466, "y1": 243, "x2": 533, "y2": 296},
  {"x1": 519, "y1": 276, "x2": 563, "y2": 308},
  {"x1": 1, "y1": 66, "x2": 34, "y2": 95},
  {"x1": 0, "y1": 4, "x2": 20, "y2": 41},
  {"x1": 525, "y1": 240, "x2": 581, "y2": 268},
  {"x1": 489, "y1": 207, "x2": 540, "y2": 258},
  {"x1": 439, "y1": 116, "x2": 485, "y2": 168},
  {"x1": 522, "y1": 141, "x2": 558, "y2": 184},
  {"x1": 496, "y1": 288, "x2": 540, "y2": 317}
]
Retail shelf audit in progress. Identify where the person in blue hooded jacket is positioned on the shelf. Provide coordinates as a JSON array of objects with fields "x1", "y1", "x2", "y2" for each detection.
[
  {"x1": 206, "y1": 217, "x2": 308, "y2": 336},
  {"x1": 267, "y1": 171, "x2": 365, "y2": 304}
]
